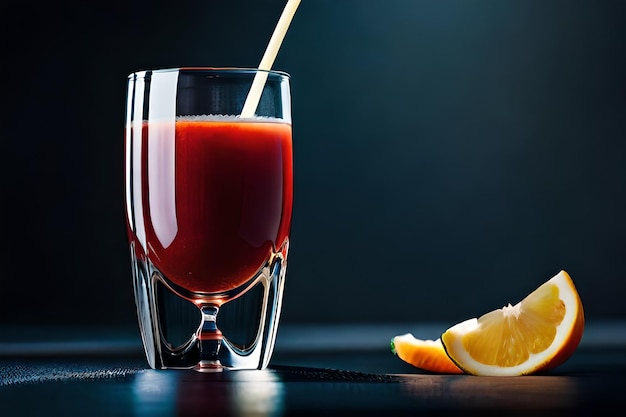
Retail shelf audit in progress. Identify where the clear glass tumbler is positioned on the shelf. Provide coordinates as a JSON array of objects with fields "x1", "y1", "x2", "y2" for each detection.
[{"x1": 124, "y1": 68, "x2": 293, "y2": 371}]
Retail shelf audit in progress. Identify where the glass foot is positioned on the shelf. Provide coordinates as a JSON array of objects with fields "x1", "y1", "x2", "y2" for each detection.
[{"x1": 193, "y1": 360, "x2": 224, "y2": 373}]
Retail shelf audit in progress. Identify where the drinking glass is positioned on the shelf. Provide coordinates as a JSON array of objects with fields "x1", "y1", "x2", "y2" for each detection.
[{"x1": 124, "y1": 68, "x2": 293, "y2": 371}]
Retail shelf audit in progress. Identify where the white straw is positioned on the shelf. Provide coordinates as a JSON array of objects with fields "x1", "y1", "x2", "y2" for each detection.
[{"x1": 240, "y1": 0, "x2": 301, "y2": 118}]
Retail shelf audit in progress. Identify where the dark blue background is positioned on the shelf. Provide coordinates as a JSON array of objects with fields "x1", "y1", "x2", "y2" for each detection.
[{"x1": 1, "y1": 0, "x2": 625, "y2": 329}]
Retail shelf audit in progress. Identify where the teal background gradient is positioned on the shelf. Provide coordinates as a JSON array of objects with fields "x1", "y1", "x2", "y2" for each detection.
[{"x1": 1, "y1": 0, "x2": 624, "y2": 328}]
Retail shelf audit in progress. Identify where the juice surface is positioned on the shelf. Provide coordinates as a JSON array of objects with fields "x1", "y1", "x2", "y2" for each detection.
[{"x1": 127, "y1": 118, "x2": 293, "y2": 293}]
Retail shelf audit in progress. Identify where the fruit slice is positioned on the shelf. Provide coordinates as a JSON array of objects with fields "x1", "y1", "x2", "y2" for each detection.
[
  {"x1": 441, "y1": 270, "x2": 584, "y2": 376},
  {"x1": 391, "y1": 334, "x2": 464, "y2": 374}
]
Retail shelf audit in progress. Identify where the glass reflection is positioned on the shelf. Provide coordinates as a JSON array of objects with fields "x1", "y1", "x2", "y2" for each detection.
[
  {"x1": 229, "y1": 370, "x2": 285, "y2": 416},
  {"x1": 132, "y1": 371, "x2": 177, "y2": 416},
  {"x1": 132, "y1": 369, "x2": 284, "y2": 417}
]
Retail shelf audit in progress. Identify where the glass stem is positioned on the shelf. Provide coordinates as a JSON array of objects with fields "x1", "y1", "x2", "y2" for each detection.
[{"x1": 194, "y1": 305, "x2": 223, "y2": 372}]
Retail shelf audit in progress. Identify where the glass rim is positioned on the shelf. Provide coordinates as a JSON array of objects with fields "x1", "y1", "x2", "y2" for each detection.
[{"x1": 128, "y1": 67, "x2": 290, "y2": 80}]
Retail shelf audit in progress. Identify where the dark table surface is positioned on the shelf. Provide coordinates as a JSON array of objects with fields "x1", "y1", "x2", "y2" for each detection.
[{"x1": 1, "y1": 321, "x2": 625, "y2": 416}]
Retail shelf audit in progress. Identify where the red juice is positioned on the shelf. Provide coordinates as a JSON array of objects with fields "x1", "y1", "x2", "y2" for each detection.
[{"x1": 127, "y1": 117, "x2": 293, "y2": 294}]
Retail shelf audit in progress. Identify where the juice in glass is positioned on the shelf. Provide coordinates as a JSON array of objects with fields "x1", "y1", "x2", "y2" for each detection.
[{"x1": 128, "y1": 118, "x2": 293, "y2": 294}]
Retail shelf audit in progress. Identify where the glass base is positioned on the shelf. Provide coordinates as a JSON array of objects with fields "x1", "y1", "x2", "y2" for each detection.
[
  {"x1": 193, "y1": 360, "x2": 224, "y2": 373},
  {"x1": 130, "y1": 242, "x2": 287, "y2": 371}
]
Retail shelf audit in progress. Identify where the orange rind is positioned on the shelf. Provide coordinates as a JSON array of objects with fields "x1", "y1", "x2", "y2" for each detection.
[{"x1": 391, "y1": 335, "x2": 463, "y2": 374}]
